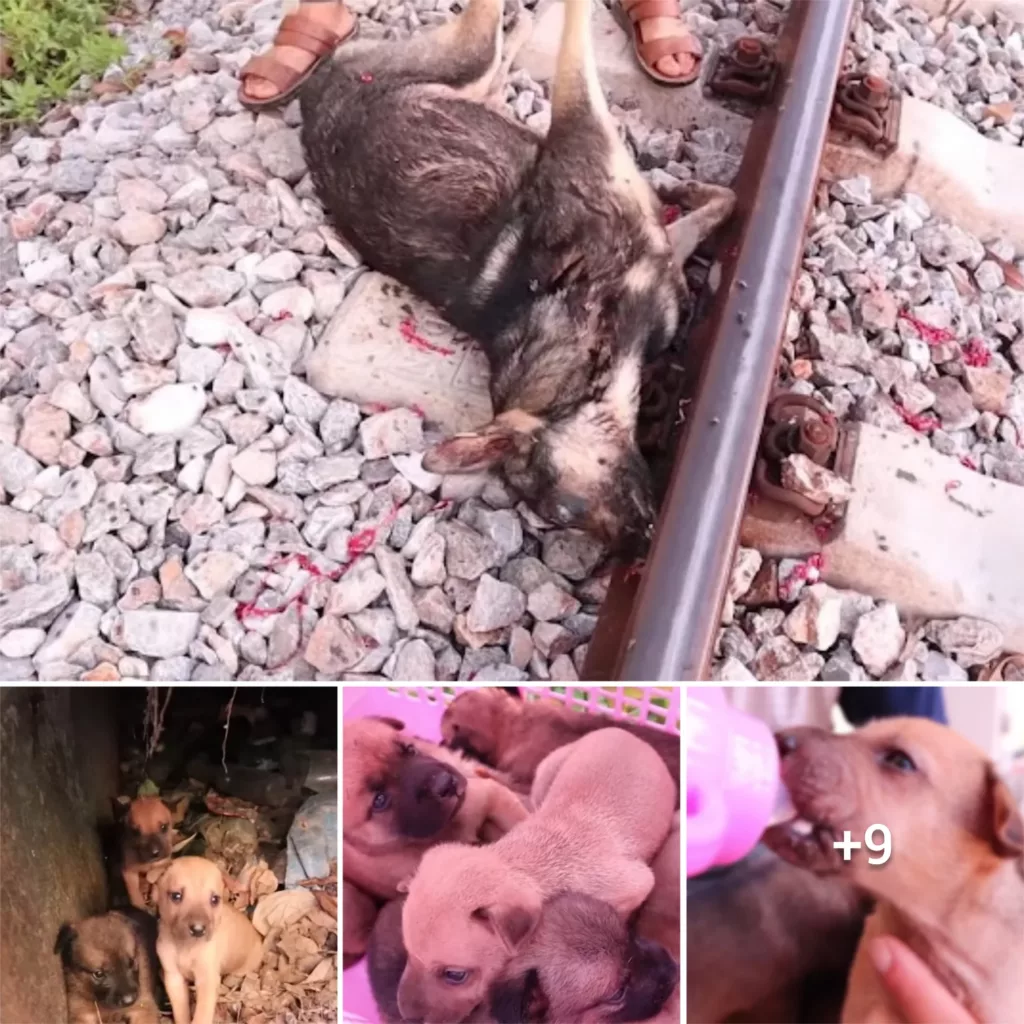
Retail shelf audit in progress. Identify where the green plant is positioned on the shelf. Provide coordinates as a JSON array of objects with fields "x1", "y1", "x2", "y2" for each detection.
[{"x1": 0, "y1": 0, "x2": 127, "y2": 124}]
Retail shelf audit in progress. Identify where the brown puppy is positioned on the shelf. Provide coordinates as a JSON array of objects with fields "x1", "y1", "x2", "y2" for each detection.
[
  {"x1": 155, "y1": 856, "x2": 262, "y2": 1024},
  {"x1": 343, "y1": 716, "x2": 528, "y2": 963},
  {"x1": 368, "y1": 893, "x2": 678, "y2": 1024},
  {"x1": 440, "y1": 688, "x2": 680, "y2": 795},
  {"x1": 118, "y1": 796, "x2": 175, "y2": 910},
  {"x1": 399, "y1": 728, "x2": 676, "y2": 1023},
  {"x1": 764, "y1": 717, "x2": 1024, "y2": 1024},
  {"x1": 55, "y1": 909, "x2": 161, "y2": 1024},
  {"x1": 343, "y1": 714, "x2": 528, "y2": 896}
]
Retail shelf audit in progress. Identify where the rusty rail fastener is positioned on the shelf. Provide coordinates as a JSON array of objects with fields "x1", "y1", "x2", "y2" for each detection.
[
  {"x1": 752, "y1": 393, "x2": 841, "y2": 517},
  {"x1": 831, "y1": 73, "x2": 902, "y2": 156},
  {"x1": 707, "y1": 37, "x2": 778, "y2": 103}
]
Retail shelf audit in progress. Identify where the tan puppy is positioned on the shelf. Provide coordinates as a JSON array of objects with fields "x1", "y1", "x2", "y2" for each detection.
[
  {"x1": 154, "y1": 857, "x2": 262, "y2": 1024},
  {"x1": 343, "y1": 716, "x2": 528, "y2": 901},
  {"x1": 399, "y1": 728, "x2": 676, "y2": 1023},
  {"x1": 119, "y1": 796, "x2": 175, "y2": 910},
  {"x1": 441, "y1": 688, "x2": 680, "y2": 794},
  {"x1": 763, "y1": 717, "x2": 1024, "y2": 1024},
  {"x1": 55, "y1": 909, "x2": 161, "y2": 1024},
  {"x1": 369, "y1": 892, "x2": 678, "y2": 1024}
]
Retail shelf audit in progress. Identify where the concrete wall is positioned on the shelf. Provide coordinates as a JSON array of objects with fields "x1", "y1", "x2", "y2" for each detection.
[{"x1": 0, "y1": 688, "x2": 120, "y2": 1024}]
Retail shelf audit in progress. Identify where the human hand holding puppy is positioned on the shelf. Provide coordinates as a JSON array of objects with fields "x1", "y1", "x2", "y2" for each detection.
[{"x1": 870, "y1": 937, "x2": 976, "y2": 1024}]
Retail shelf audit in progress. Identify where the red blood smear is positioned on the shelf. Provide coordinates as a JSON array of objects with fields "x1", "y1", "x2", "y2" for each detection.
[
  {"x1": 661, "y1": 205, "x2": 681, "y2": 226},
  {"x1": 898, "y1": 406, "x2": 940, "y2": 434},
  {"x1": 346, "y1": 504, "x2": 401, "y2": 559},
  {"x1": 960, "y1": 456, "x2": 978, "y2": 471},
  {"x1": 399, "y1": 318, "x2": 455, "y2": 357},
  {"x1": 409, "y1": 404, "x2": 426, "y2": 419},
  {"x1": 431, "y1": 499, "x2": 452, "y2": 514},
  {"x1": 235, "y1": 522, "x2": 397, "y2": 626},
  {"x1": 945, "y1": 480, "x2": 962, "y2": 494},
  {"x1": 962, "y1": 338, "x2": 991, "y2": 368},
  {"x1": 360, "y1": 72, "x2": 374, "y2": 83},
  {"x1": 272, "y1": 310, "x2": 293, "y2": 322},
  {"x1": 898, "y1": 312, "x2": 956, "y2": 346},
  {"x1": 365, "y1": 402, "x2": 390, "y2": 414}
]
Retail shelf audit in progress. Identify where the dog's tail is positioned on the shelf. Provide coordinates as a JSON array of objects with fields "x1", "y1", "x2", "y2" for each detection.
[
  {"x1": 551, "y1": 0, "x2": 609, "y2": 123},
  {"x1": 325, "y1": 0, "x2": 506, "y2": 94}
]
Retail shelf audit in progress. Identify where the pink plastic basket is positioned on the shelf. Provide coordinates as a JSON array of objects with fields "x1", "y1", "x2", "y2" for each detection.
[{"x1": 342, "y1": 686, "x2": 681, "y2": 1024}]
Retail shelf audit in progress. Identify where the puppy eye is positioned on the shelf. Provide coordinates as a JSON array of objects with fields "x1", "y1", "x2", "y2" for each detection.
[
  {"x1": 442, "y1": 969, "x2": 469, "y2": 985},
  {"x1": 160, "y1": 823, "x2": 169, "y2": 832},
  {"x1": 210, "y1": 894, "x2": 220, "y2": 906},
  {"x1": 371, "y1": 791, "x2": 391, "y2": 813},
  {"x1": 170, "y1": 891, "x2": 183, "y2": 903},
  {"x1": 607, "y1": 984, "x2": 626, "y2": 1003},
  {"x1": 881, "y1": 749, "x2": 917, "y2": 773},
  {"x1": 92, "y1": 969, "x2": 106, "y2": 981}
]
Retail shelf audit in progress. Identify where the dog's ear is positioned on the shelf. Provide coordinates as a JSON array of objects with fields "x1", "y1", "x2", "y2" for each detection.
[
  {"x1": 112, "y1": 795, "x2": 131, "y2": 821},
  {"x1": 473, "y1": 898, "x2": 541, "y2": 954},
  {"x1": 54, "y1": 923, "x2": 77, "y2": 963},
  {"x1": 490, "y1": 968, "x2": 549, "y2": 1024},
  {"x1": 986, "y1": 765, "x2": 1024, "y2": 858},
  {"x1": 369, "y1": 715, "x2": 406, "y2": 732},
  {"x1": 422, "y1": 411, "x2": 542, "y2": 475}
]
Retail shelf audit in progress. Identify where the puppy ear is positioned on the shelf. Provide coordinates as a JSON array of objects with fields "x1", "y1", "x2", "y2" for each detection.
[
  {"x1": 370, "y1": 715, "x2": 406, "y2": 732},
  {"x1": 986, "y1": 766, "x2": 1024, "y2": 858},
  {"x1": 422, "y1": 411, "x2": 542, "y2": 475},
  {"x1": 112, "y1": 796, "x2": 131, "y2": 821},
  {"x1": 473, "y1": 899, "x2": 541, "y2": 954},
  {"x1": 54, "y1": 923, "x2": 77, "y2": 963},
  {"x1": 490, "y1": 968, "x2": 548, "y2": 1024}
]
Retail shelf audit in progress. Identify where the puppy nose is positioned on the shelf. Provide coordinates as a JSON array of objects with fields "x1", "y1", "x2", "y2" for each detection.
[
  {"x1": 147, "y1": 844, "x2": 162, "y2": 858},
  {"x1": 120, "y1": 993, "x2": 137, "y2": 1007},
  {"x1": 429, "y1": 769, "x2": 458, "y2": 800},
  {"x1": 189, "y1": 923, "x2": 206, "y2": 937}
]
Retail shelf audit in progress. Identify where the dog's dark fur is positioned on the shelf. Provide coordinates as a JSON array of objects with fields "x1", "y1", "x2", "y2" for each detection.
[
  {"x1": 368, "y1": 892, "x2": 678, "y2": 1023},
  {"x1": 687, "y1": 845, "x2": 868, "y2": 1023},
  {"x1": 301, "y1": 0, "x2": 733, "y2": 552},
  {"x1": 55, "y1": 909, "x2": 161, "y2": 1024}
]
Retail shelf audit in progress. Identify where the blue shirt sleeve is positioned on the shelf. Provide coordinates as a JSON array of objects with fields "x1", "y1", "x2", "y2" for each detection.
[{"x1": 839, "y1": 687, "x2": 948, "y2": 726}]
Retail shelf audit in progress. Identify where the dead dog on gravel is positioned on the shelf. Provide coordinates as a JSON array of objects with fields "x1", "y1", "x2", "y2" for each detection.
[{"x1": 300, "y1": 0, "x2": 734, "y2": 553}]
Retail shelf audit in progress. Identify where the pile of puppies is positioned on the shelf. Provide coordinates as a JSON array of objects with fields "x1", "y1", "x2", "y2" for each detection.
[
  {"x1": 55, "y1": 795, "x2": 264, "y2": 1024},
  {"x1": 343, "y1": 688, "x2": 682, "y2": 1023}
]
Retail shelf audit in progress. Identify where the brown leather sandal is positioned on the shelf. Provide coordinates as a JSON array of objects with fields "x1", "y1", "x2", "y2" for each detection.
[
  {"x1": 615, "y1": 0, "x2": 703, "y2": 87},
  {"x1": 238, "y1": 7, "x2": 358, "y2": 112}
]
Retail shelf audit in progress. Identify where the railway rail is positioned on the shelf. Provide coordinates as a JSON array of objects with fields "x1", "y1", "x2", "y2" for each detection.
[{"x1": 587, "y1": 0, "x2": 859, "y2": 681}]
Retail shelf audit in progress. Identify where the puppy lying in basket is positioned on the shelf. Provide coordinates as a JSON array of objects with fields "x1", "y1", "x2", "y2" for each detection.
[{"x1": 301, "y1": 0, "x2": 734, "y2": 555}]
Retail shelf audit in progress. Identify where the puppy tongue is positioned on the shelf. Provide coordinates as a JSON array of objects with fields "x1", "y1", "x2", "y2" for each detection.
[{"x1": 767, "y1": 779, "x2": 797, "y2": 827}]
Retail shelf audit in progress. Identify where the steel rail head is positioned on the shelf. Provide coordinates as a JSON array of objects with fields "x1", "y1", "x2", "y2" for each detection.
[{"x1": 590, "y1": 0, "x2": 859, "y2": 683}]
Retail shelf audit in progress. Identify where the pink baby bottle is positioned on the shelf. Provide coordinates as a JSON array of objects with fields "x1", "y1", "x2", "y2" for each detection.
[{"x1": 686, "y1": 687, "x2": 783, "y2": 877}]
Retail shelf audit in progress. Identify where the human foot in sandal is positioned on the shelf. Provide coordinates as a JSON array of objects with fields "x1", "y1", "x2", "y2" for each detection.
[
  {"x1": 617, "y1": 0, "x2": 703, "y2": 86},
  {"x1": 239, "y1": 0, "x2": 357, "y2": 111}
]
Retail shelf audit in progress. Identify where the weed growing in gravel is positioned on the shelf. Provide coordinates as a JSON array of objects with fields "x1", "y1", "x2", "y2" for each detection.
[{"x1": 0, "y1": 0, "x2": 126, "y2": 124}]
